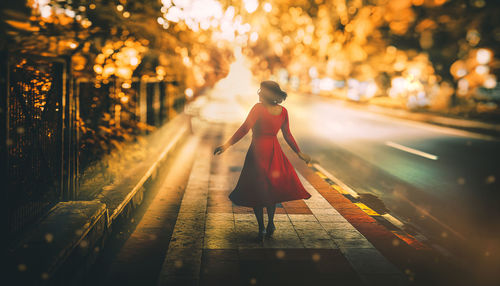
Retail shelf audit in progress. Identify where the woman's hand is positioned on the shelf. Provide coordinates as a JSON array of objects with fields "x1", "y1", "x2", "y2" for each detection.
[
  {"x1": 298, "y1": 151, "x2": 312, "y2": 164},
  {"x1": 213, "y1": 143, "x2": 230, "y2": 155}
]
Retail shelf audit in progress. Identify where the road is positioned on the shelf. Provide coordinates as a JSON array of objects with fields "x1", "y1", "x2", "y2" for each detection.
[
  {"x1": 244, "y1": 91, "x2": 500, "y2": 269},
  {"x1": 83, "y1": 89, "x2": 500, "y2": 285}
]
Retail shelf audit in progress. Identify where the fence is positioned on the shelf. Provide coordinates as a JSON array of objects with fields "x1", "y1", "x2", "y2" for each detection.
[
  {"x1": 3, "y1": 53, "x2": 70, "y2": 237},
  {"x1": 2, "y1": 51, "x2": 187, "y2": 240},
  {"x1": 76, "y1": 77, "x2": 185, "y2": 173}
]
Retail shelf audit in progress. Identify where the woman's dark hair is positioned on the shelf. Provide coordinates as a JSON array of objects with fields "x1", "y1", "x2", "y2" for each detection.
[{"x1": 260, "y1": 80, "x2": 287, "y2": 105}]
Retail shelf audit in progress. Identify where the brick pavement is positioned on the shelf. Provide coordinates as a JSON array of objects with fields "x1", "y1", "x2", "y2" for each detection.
[{"x1": 156, "y1": 119, "x2": 411, "y2": 286}]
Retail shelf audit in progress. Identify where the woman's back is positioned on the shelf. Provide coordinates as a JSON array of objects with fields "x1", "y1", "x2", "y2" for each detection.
[{"x1": 224, "y1": 102, "x2": 301, "y2": 154}]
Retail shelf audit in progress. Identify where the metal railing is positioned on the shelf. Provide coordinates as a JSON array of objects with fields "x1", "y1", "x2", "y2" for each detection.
[
  {"x1": 4, "y1": 53, "x2": 67, "y2": 236},
  {"x1": 2, "y1": 50, "x2": 187, "y2": 239}
]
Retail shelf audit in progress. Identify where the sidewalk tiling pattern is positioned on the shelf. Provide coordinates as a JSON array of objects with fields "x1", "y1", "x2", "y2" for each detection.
[{"x1": 157, "y1": 119, "x2": 411, "y2": 286}]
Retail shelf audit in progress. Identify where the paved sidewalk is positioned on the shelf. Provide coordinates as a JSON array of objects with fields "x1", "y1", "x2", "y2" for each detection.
[{"x1": 156, "y1": 118, "x2": 411, "y2": 286}]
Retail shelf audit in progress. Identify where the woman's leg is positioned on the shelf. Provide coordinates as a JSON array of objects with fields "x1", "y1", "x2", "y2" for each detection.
[
  {"x1": 252, "y1": 206, "x2": 265, "y2": 231},
  {"x1": 266, "y1": 204, "x2": 276, "y2": 227}
]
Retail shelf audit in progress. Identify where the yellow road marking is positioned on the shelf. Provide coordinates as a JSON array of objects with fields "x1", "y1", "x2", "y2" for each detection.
[
  {"x1": 330, "y1": 184, "x2": 350, "y2": 195},
  {"x1": 354, "y1": 202, "x2": 380, "y2": 216},
  {"x1": 315, "y1": 171, "x2": 328, "y2": 179}
]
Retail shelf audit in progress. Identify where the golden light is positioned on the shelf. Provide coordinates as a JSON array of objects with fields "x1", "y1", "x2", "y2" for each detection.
[
  {"x1": 93, "y1": 65, "x2": 103, "y2": 74},
  {"x1": 475, "y1": 65, "x2": 489, "y2": 75},
  {"x1": 30, "y1": 0, "x2": 52, "y2": 18},
  {"x1": 183, "y1": 56, "x2": 191, "y2": 66},
  {"x1": 156, "y1": 66, "x2": 166, "y2": 77},
  {"x1": 116, "y1": 4, "x2": 124, "y2": 12},
  {"x1": 483, "y1": 75, "x2": 497, "y2": 89},
  {"x1": 116, "y1": 67, "x2": 132, "y2": 79},
  {"x1": 244, "y1": 0, "x2": 259, "y2": 13},
  {"x1": 81, "y1": 18, "x2": 92, "y2": 28},
  {"x1": 158, "y1": 1, "x2": 252, "y2": 43},
  {"x1": 450, "y1": 60, "x2": 467, "y2": 78},
  {"x1": 123, "y1": 11, "x2": 130, "y2": 18},
  {"x1": 130, "y1": 56, "x2": 139, "y2": 66},
  {"x1": 263, "y1": 2, "x2": 272, "y2": 12},
  {"x1": 185, "y1": 88, "x2": 194, "y2": 99},
  {"x1": 476, "y1": 48, "x2": 492, "y2": 64},
  {"x1": 457, "y1": 78, "x2": 469, "y2": 96},
  {"x1": 103, "y1": 65, "x2": 116, "y2": 78},
  {"x1": 120, "y1": 95, "x2": 129, "y2": 104},
  {"x1": 250, "y1": 31, "x2": 259, "y2": 42}
]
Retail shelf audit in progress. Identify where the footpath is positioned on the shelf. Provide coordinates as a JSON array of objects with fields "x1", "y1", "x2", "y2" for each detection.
[{"x1": 84, "y1": 109, "x2": 473, "y2": 286}]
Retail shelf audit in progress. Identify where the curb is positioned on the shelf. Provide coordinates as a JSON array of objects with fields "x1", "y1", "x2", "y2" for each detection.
[
  {"x1": 7, "y1": 113, "x2": 194, "y2": 285},
  {"x1": 296, "y1": 161, "x2": 468, "y2": 284},
  {"x1": 310, "y1": 163, "x2": 432, "y2": 251}
]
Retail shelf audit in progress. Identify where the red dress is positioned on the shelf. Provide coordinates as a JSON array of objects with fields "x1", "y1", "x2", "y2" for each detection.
[{"x1": 225, "y1": 102, "x2": 311, "y2": 207}]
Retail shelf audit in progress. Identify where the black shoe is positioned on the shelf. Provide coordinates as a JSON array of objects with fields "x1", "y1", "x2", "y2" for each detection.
[
  {"x1": 265, "y1": 224, "x2": 276, "y2": 237},
  {"x1": 256, "y1": 228, "x2": 266, "y2": 241}
]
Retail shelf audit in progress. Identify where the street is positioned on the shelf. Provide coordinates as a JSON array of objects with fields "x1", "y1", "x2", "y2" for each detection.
[
  {"x1": 271, "y1": 91, "x2": 500, "y2": 276},
  {"x1": 4, "y1": 1, "x2": 500, "y2": 285},
  {"x1": 78, "y1": 84, "x2": 499, "y2": 285}
]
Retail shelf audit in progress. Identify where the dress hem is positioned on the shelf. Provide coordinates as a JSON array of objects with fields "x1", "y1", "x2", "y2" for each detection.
[{"x1": 228, "y1": 193, "x2": 312, "y2": 207}]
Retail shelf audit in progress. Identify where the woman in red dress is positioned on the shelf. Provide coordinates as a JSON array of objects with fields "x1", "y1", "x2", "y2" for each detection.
[{"x1": 213, "y1": 80, "x2": 312, "y2": 241}]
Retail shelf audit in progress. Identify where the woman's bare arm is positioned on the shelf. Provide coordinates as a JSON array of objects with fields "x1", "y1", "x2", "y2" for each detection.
[
  {"x1": 280, "y1": 108, "x2": 301, "y2": 153},
  {"x1": 223, "y1": 103, "x2": 260, "y2": 147}
]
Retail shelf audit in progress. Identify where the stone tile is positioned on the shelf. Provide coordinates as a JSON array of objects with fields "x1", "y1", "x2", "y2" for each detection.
[
  {"x1": 207, "y1": 206, "x2": 233, "y2": 213},
  {"x1": 314, "y1": 213, "x2": 349, "y2": 223},
  {"x1": 168, "y1": 233, "x2": 204, "y2": 249},
  {"x1": 288, "y1": 214, "x2": 318, "y2": 222},
  {"x1": 333, "y1": 238, "x2": 375, "y2": 249},
  {"x1": 320, "y1": 222, "x2": 358, "y2": 231},
  {"x1": 263, "y1": 230, "x2": 304, "y2": 248},
  {"x1": 203, "y1": 220, "x2": 236, "y2": 249},
  {"x1": 294, "y1": 227, "x2": 331, "y2": 239},
  {"x1": 273, "y1": 220, "x2": 295, "y2": 229},
  {"x1": 283, "y1": 207, "x2": 313, "y2": 214},
  {"x1": 205, "y1": 219, "x2": 234, "y2": 230},
  {"x1": 270, "y1": 214, "x2": 289, "y2": 221},
  {"x1": 206, "y1": 213, "x2": 234, "y2": 221},
  {"x1": 234, "y1": 220, "x2": 259, "y2": 230},
  {"x1": 179, "y1": 202, "x2": 208, "y2": 211},
  {"x1": 342, "y1": 248, "x2": 402, "y2": 274},
  {"x1": 204, "y1": 236, "x2": 237, "y2": 249},
  {"x1": 301, "y1": 237, "x2": 338, "y2": 249},
  {"x1": 293, "y1": 226, "x2": 338, "y2": 249},
  {"x1": 207, "y1": 201, "x2": 233, "y2": 208},
  {"x1": 306, "y1": 201, "x2": 336, "y2": 209},
  {"x1": 310, "y1": 208, "x2": 341, "y2": 215},
  {"x1": 326, "y1": 228, "x2": 366, "y2": 240},
  {"x1": 176, "y1": 211, "x2": 206, "y2": 221},
  {"x1": 290, "y1": 221, "x2": 324, "y2": 230},
  {"x1": 234, "y1": 214, "x2": 256, "y2": 221},
  {"x1": 160, "y1": 247, "x2": 203, "y2": 277},
  {"x1": 233, "y1": 225, "x2": 266, "y2": 249},
  {"x1": 182, "y1": 193, "x2": 208, "y2": 200}
]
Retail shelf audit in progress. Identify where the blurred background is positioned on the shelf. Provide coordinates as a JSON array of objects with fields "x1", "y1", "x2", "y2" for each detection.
[{"x1": 2, "y1": 0, "x2": 499, "y2": 285}]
